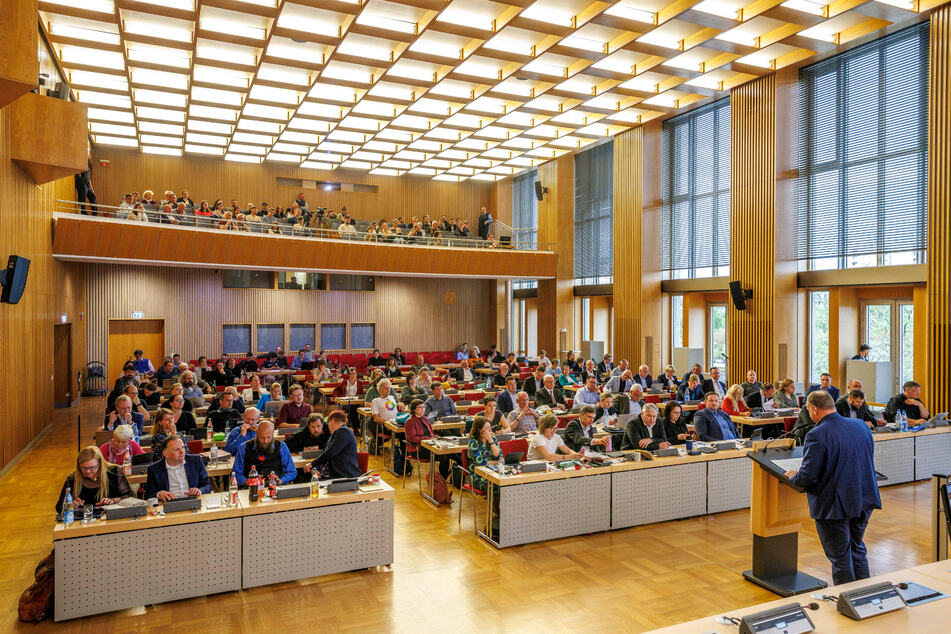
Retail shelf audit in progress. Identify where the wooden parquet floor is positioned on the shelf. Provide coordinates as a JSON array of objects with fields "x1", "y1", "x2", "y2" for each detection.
[{"x1": 0, "y1": 399, "x2": 937, "y2": 633}]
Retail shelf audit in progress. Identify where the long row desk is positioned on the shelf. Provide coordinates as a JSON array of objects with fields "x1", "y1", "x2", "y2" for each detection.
[
  {"x1": 648, "y1": 560, "x2": 951, "y2": 633},
  {"x1": 474, "y1": 426, "x2": 951, "y2": 549},
  {"x1": 53, "y1": 482, "x2": 395, "y2": 621}
]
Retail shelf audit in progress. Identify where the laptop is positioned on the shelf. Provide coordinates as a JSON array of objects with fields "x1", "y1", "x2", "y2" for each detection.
[
  {"x1": 162, "y1": 378, "x2": 176, "y2": 389},
  {"x1": 188, "y1": 396, "x2": 206, "y2": 409},
  {"x1": 301, "y1": 361, "x2": 315, "y2": 371},
  {"x1": 504, "y1": 452, "x2": 524, "y2": 465},
  {"x1": 648, "y1": 382, "x2": 664, "y2": 394},
  {"x1": 932, "y1": 412, "x2": 949, "y2": 426},
  {"x1": 615, "y1": 413, "x2": 637, "y2": 429},
  {"x1": 264, "y1": 401, "x2": 284, "y2": 418},
  {"x1": 94, "y1": 430, "x2": 114, "y2": 446}
]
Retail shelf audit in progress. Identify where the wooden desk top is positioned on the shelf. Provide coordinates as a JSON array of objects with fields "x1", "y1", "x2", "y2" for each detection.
[
  {"x1": 126, "y1": 455, "x2": 310, "y2": 484},
  {"x1": 236, "y1": 481, "x2": 394, "y2": 515},
  {"x1": 647, "y1": 567, "x2": 951, "y2": 633},
  {"x1": 383, "y1": 419, "x2": 466, "y2": 434},
  {"x1": 421, "y1": 439, "x2": 466, "y2": 455}
]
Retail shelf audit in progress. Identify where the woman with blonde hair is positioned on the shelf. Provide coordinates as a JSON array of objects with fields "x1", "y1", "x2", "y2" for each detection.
[
  {"x1": 722, "y1": 384, "x2": 750, "y2": 416},
  {"x1": 55, "y1": 446, "x2": 131, "y2": 513},
  {"x1": 773, "y1": 379, "x2": 799, "y2": 409}
]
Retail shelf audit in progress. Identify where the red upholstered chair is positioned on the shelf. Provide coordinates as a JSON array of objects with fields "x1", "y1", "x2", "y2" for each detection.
[
  {"x1": 187, "y1": 440, "x2": 204, "y2": 455},
  {"x1": 467, "y1": 405, "x2": 485, "y2": 416},
  {"x1": 556, "y1": 416, "x2": 568, "y2": 429},
  {"x1": 499, "y1": 438, "x2": 529, "y2": 459},
  {"x1": 644, "y1": 394, "x2": 661, "y2": 404},
  {"x1": 357, "y1": 451, "x2": 369, "y2": 474},
  {"x1": 782, "y1": 417, "x2": 797, "y2": 433}
]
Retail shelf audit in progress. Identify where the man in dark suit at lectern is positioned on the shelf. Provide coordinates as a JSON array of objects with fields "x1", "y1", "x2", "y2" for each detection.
[{"x1": 785, "y1": 390, "x2": 881, "y2": 585}]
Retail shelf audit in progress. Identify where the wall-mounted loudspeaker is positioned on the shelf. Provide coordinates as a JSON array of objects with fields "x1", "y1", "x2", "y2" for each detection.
[
  {"x1": 1, "y1": 256, "x2": 30, "y2": 304},
  {"x1": 729, "y1": 280, "x2": 753, "y2": 311},
  {"x1": 534, "y1": 180, "x2": 548, "y2": 202}
]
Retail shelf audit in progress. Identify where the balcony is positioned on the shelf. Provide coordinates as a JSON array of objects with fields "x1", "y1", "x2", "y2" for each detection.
[{"x1": 51, "y1": 203, "x2": 557, "y2": 280}]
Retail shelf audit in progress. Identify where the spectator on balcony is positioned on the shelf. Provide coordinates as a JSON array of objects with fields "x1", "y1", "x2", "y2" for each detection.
[
  {"x1": 211, "y1": 200, "x2": 224, "y2": 219},
  {"x1": 485, "y1": 234, "x2": 497, "y2": 249},
  {"x1": 294, "y1": 191, "x2": 307, "y2": 211},
  {"x1": 195, "y1": 200, "x2": 213, "y2": 223},
  {"x1": 337, "y1": 216, "x2": 356, "y2": 239},
  {"x1": 119, "y1": 193, "x2": 136, "y2": 216},
  {"x1": 456, "y1": 221, "x2": 471, "y2": 238},
  {"x1": 163, "y1": 190, "x2": 177, "y2": 209},
  {"x1": 141, "y1": 190, "x2": 158, "y2": 211},
  {"x1": 268, "y1": 221, "x2": 282, "y2": 235},
  {"x1": 177, "y1": 190, "x2": 194, "y2": 207},
  {"x1": 161, "y1": 203, "x2": 181, "y2": 225},
  {"x1": 245, "y1": 207, "x2": 262, "y2": 230},
  {"x1": 127, "y1": 203, "x2": 149, "y2": 222},
  {"x1": 175, "y1": 201, "x2": 188, "y2": 223},
  {"x1": 365, "y1": 224, "x2": 378, "y2": 242},
  {"x1": 236, "y1": 213, "x2": 252, "y2": 232},
  {"x1": 219, "y1": 211, "x2": 236, "y2": 231},
  {"x1": 230, "y1": 199, "x2": 241, "y2": 213}
]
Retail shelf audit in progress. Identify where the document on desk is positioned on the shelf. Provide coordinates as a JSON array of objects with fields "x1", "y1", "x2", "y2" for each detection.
[{"x1": 772, "y1": 457, "x2": 803, "y2": 472}]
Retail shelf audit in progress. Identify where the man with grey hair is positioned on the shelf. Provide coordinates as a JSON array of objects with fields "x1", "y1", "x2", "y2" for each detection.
[
  {"x1": 622, "y1": 402, "x2": 671, "y2": 451},
  {"x1": 507, "y1": 391, "x2": 538, "y2": 433},
  {"x1": 101, "y1": 394, "x2": 145, "y2": 435},
  {"x1": 620, "y1": 383, "x2": 645, "y2": 416}
]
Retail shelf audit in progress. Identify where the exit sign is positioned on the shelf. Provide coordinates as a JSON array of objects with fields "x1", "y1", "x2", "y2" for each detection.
[{"x1": 132, "y1": 311, "x2": 144, "y2": 319}]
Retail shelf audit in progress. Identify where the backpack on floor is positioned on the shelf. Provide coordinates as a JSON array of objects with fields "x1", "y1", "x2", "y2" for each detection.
[
  {"x1": 19, "y1": 549, "x2": 54, "y2": 623},
  {"x1": 432, "y1": 470, "x2": 453, "y2": 504}
]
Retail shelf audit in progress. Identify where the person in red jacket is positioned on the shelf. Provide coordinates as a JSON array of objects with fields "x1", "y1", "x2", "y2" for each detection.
[{"x1": 404, "y1": 399, "x2": 451, "y2": 479}]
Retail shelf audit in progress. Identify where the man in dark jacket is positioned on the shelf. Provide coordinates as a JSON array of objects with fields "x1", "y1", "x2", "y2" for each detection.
[
  {"x1": 621, "y1": 403, "x2": 671, "y2": 451},
  {"x1": 306, "y1": 410, "x2": 360, "y2": 479},
  {"x1": 564, "y1": 406, "x2": 610, "y2": 453},
  {"x1": 835, "y1": 389, "x2": 880, "y2": 429},
  {"x1": 145, "y1": 436, "x2": 212, "y2": 500}
]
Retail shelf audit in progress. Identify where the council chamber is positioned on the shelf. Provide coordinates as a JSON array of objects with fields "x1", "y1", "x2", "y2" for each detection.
[{"x1": 3, "y1": 0, "x2": 951, "y2": 631}]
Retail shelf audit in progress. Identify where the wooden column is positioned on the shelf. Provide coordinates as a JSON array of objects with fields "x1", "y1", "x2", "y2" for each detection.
[
  {"x1": 927, "y1": 6, "x2": 951, "y2": 412},
  {"x1": 728, "y1": 69, "x2": 799, "y2": 386},
  {"x1": 537, "y1": 155, "x2": 575, "y2": 358},
  {"x1": 613, "y1": 125, "x2": 662, "y2": 368},
  {"x1": 0, "y1": 0, "x2": 37, "y2": 109}
]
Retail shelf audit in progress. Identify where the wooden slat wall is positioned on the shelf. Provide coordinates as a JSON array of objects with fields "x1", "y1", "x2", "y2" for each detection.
[
  {"x1": 536, "y1": 155, "x2": 575, "y2": 357},
  {"x1": 729, "y1": 75, "x2": 777, "y2": 386},
  {"x1": 0, "y1": 104, "x2": 85, "y2": 472},
  {"x1": 84, "y1": 264, "x2": 494, "y2": 364},
  {"x1": 89, "y1": 148, "x2": 494, "y2": 228},
  {"x1": 927, "y1": 5, "x2": 951, "y2": 413},
  {"x1": 613, "y1": 127, "x2": 643, "y2": 364}
]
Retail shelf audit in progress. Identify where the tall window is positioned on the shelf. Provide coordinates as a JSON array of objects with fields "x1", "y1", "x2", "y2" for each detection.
[
  {"x1": 900, "y1": 304, "x2": 914, "y2": 386},
  {"x1": 809, "y1": 291, "x2": 830, "y2": 382},
  {"x1": 709, "y1": 304, "x2": 727, "y2": 371},
  {"x1": 574, "y1": 141, "x2": 613, "y2": 285},
  {"x1": 512, "y1": 169, "x2": 538, "y2": 250},
  {"x1": 860, "y1": 299, "x2": 915, "y2": 393},
  {"x1": 671, "y1": 295, "x2": 684, "y2": 350},
  {"x1": 798, "y1": 22, "x2": 929, "y2": 270},
  {"x1": 661, "y1": 98, "x2": 730, "y2": 279}
]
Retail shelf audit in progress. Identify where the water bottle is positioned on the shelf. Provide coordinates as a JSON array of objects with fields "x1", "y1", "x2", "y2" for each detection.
[
  {"x1": 63, "y1": 491, "x2": 74, "y2": 526},
  {"x1": 229, "y1": 473, "x2": 238, "y2": 507},
  {"x1": 268, "y1": 471, "x2": 278, "y2": 499},
  {"x1": 311, "y1": 471, "x2": 319, "y2": 498},
  {"x1": 210, "y1": 443, "x2": 218, "y2": 466},
  {"x1": 123, "y1": 453, "x2": 132, "y2": 476},
  {"x1": 899, "y1": 409, "x2": 908, "y2": 432},
  {"x1": 82, "y1": 504, "x2": 93, "y2": 524},
  {"x1": 248, "y1": 466, "x2": 259, "y2": 502}
]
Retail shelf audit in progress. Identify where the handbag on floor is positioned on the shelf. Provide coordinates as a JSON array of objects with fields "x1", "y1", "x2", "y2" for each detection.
[{"x1": 18, "y1": 548, "x2": 54, "y2": 622}]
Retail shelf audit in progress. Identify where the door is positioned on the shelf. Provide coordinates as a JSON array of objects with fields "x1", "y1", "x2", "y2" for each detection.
[
  {"x1": 54, "y1": 324, "x2": 72, "y2": 408},
  {"x1": 860, "y1": 300, "x2": 915, "y2": 394},
  {"x1": 108, "y1": 319, "x2": 165, "y2": 380},
  {"x1": 708, "y1": 303, "x2": 727, "y2": 374}
]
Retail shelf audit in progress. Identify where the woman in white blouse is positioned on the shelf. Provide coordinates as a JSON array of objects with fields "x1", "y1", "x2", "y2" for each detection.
[
  {"x1": 418, "y1": 368, "x2": 433, "y2": 388},
  {"x1": 527, "y1": 416, "x2": 580, "y2": 461}
]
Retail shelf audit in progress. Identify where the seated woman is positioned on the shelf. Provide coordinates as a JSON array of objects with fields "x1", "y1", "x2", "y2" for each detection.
[
  {"x1": 241, "y1": 375, "x2": 264, "y2": 404},
  {"x1": 404, "y1": 399, "x2": 451, "y2": 478},
  {"x1": 169, "y1": 394, "x2": 197, "y2": 433},
  {"x1": 400, "y1": 373, "x2": 427, "y2": 407},
  {"x1": 773, "y1": 379, "x2": 799, "y2": 409},
  {"x1": 333, "y1": 367, "x2": 361, "y2": 399},
  {"x1": 722, "y1": 384, "x2": 751, "y2": 416},
  {"x1": 194, "y1": 200, "x2": 214, "y2": 221},
  {"x1": 662, "y1": 401, "x2": 691, "y2": 445},
  {"x1": 257, "y1": 381, "x2": 284, "y2": 412},
  {"x1": 594, "y1": 392, "x2": 618, "y2": 425},
  {"x1": 527, "y1": 415, "x2": 580, "y2": 461},
  {"x1": 206, "y1": 360, "x2": 233, "y2": 387},
  {"x1": 56, "y1": 446, "x2": 132, "y2": 514},
  {"x1": 285, "y1": 413, "x2": 330, "y2": 453},
  {"x1": 417, "y1": 368, "x2": 433, "y2": 389},
  {"x1": 556, "y1": 363, "x2": 580, "y2": 387},
  {"x1": 467, "y1": 415, "x2": 503, "y2": 492},
  {"x1": 311, "y1": 361, "x2": 333, "y2": 383},
  {"x1": 383, "y1": 357, "x2": 403, "y2": 379},
  {"x1": 98, "y1": 424, "x2": 145, "y2": 465},
  {"x1": 150, "y1": 409, "x2": 189, "y2": 457}
]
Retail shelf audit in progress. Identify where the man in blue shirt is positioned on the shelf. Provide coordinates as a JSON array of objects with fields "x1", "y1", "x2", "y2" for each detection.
[
  {"x1": 786, "y1": 391, "x2": 881, "y2": 585},
  {"x1": 132, "y1": 349, "x2": 154, "y2": 376},
  {"x1": 153, "y1": 358, "x2": 179, "y2": 384},
  {"x1": 424, "y1": 382, "x2": 457, "y2": 419},
  {"x1": 693, "y1": 392, "x2": 739, "y2": 441},
  {"x1": 806, "y1": 373, "x2": 840, "y2": 401},
  {"x1": 232, "y1": 420, "x2": 296, "y2": 485},
  {"x1": 573, "y1": 376, "x2": 602, "y2": 407},
  {"x1": 225, "y1": 407, "x2": 260, "y2": 455},
  {"x1": 290, "y1": 349, "x2": 307, "y2": 370}
]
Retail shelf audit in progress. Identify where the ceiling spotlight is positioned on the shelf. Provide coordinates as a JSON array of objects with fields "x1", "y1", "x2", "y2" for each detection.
[{"x1": 324, "y1": 184, "x2": 333, "y2": 191}]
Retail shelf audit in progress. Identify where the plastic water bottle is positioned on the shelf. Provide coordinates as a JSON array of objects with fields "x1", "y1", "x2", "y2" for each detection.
[
  {"x1": 210, "y1": 443, "x2": 218, "y2": 466},
  {"x1": 123, "y1": 453, "x2": 132, "y2": 476},
  {"x1": 311, "y1": 470, "x2": 319, "y2": 498},
  {"x1": 63, "y1": 491, "x2": 74, "y2": 526},
  {"x1": 82, "y1": 504, "x2": 93, "y2": 524},
  {"x1": 899, "y1": 409, "x2": 908, "y2": 432},
  {"x1": 229, "y1": 473, "x2": 238, "y2": 507}
]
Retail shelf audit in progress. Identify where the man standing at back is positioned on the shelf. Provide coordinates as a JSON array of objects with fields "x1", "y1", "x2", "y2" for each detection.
[{"x1": 785, "y1": 391, "x2": 881, "y2": 585}]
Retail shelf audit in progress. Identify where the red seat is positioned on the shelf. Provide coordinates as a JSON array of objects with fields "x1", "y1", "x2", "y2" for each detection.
[
  {"x1": 448, "y1": 393, "x2": 464, "y2": 402},
  {"x1": 468, "y1": 391, "x2": 485, "y2": 402},
  {"x1": 556, "y1": 416, "x2": 568, "y2": 429},
  {"x1": 187, "y1": 440, "x2": 204, "y2": 454},
  {"x1": 782, "y1": 417, "x2": 796, "y2": 433},
  {"x1": 499, "y1": 438, "x2": 529, "y2": 459},
  {"x1": 357, "y1": 451, "x2": 369, "y2": 474},
  {"x1": 467, "y1": 405, "x2": 485, "y2": 416},
  {"x1": 644, "y1": 394, "x2": 661, "y2": 404}
]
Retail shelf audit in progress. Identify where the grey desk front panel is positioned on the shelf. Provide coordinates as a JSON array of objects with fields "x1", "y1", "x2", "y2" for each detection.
[
  {"x1": 498, "y1": 473, "x2": 611, "y2": 547},
  {"x1": 707, "y1": 457, "x2": 752, "y2": 514},
  {"x1": 873, "y1": 437, "x2": 915, "y2": 485},
  {"x1": 242, "y1": 498, "x2": 394, "y2": 588},
  {"x1": 55, "y1": 517, "x2": 241, "y2": 621},
  {"x1": 915, "y1": 433, "x2": 951, "y2": 481},
  {"x1": 612, "y1": 462, "x2": 706, "y2": 529}
]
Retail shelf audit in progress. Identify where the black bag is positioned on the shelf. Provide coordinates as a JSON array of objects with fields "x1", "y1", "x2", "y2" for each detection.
[{"x1": 393, "y1": 442, "x2": 411, "y2": 477}]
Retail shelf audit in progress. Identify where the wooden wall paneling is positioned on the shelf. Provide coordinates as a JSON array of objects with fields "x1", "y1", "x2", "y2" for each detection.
[
  {"x1": 0, "y1": 0, "x2": 38, "y2": 109},
  {"x1": 913, "y1": 285, "x2": 927, "y2": 392},
  {"x1": 928, "y1": 5, "x2": 951, "y2": 413},
  {"x1": 641, "y1": 122, "x2": 664, "y2": 369},
  {"x1": 494, "y1": 178, "x2": 513, "y2": 230},
  {"x1": 774, "y1": 68, "x2": 800, "y2": 382},
  {"x1": 613, "y1": 127, "x2": 642, "y2": 365},
  {"x1": 536, "y1": 155, "x2": 574, "y2": 357},
  {"x1": 8, "y1": 93, "x2": 87, "y2": 184},
  {"x1": 89, "y1": 148, "x2": 494, "y2": 230}
]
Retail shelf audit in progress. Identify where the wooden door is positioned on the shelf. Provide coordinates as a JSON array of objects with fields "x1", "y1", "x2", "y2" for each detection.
[
  {"x1": 54, "y1": 324, "x2": 71, "y2": 407},
  {"x1": 108, "y1": 319, "x2": 165, "y2": 380}
]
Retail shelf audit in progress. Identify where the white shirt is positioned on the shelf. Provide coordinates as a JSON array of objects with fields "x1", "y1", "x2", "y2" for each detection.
[
  {"x1": 165, "y1": 462, "x2": 189, "y2": 496},
  {"x1": 338, "y1": 223, "x2": 356, "y2": 236},
  {"x1": 536, "y1": 356, "x2": 551, "y2": 367},
  {"x1": 461, "y1": 368, "x2": 473, "y2": 381},
  {"x1": 345, "y1": 380, "x2": 359, "y2": 397},
  {"x1": 527, "y1": 433, "x2": 565, "y2": 460},
  {"x1": 712, "y1": 380, "x2": 724, "y2": 397},
  {"x1": 371, "y1": 395, "x2": 398, "y2": 421},
  {"x1": 628, "y1": 399, "x2": 643, "y2": 416}
]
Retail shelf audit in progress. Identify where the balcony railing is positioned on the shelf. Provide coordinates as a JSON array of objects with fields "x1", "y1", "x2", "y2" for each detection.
[{"x1": 56, "y1": 200, "x2": 553, "y2": 252}]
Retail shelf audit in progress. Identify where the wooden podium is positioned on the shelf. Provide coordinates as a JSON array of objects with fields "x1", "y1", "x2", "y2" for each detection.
[{"x1": 744, "y1": 439, "x2": 828, "y2": 596}]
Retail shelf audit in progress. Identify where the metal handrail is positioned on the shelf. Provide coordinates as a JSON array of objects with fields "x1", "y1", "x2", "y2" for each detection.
[{"x1": 55, "y1": 200, "x2": 556, "y2": 251}]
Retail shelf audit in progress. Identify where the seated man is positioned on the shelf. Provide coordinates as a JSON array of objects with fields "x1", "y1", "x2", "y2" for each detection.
[
  {"x1": 208, "y1": 385, "x2": 246, "y2": 414},
  {"x1": 564, "y1": 406, "x2": 610, "y2": 453},
  {"x1": 232, "y1": 420, "x2": 296, "y2": 485},
  {"x1": 701, "y1": 367, "x2": 727, "y2": 398},
  {"x1": 206, "y1": 391, "x2": 242, "y2": 432},
  {"x1": 604, "y1": 369, "x2": 634, "y2": 395},
  {"x1": 140, "y1": 382, "x2": 161, "y2": 407},
  {"x1": 153, "y1": 358, "x2": 179, "y2": 383},
  {"x1": 617, "y1": 383, "x2": 645, "y2": 416},
  {"x1": 101, "y1": 395, "x2": 144, "y2": 435},
  {"x1": 486, "y1": 345, "x2": 504, "y2": 364},
  {"x1": 597, "y1": 354, "x2": 614, "y2": 377},
  {"x1": 656, "y1": 365, "x2": 679, "y2": 390},
  {"x1": 521, "y1": 366, "x2": 546, "y2": 397},
  {"x1": 179, "y1": 371, "x2": 205, "y2": 399},
  {"x1": 451, "y1": 358, "x2": 475, "y2": 383},
  {"x1": 610, "y1": 359, "x2": 629, "y2": 377},
  {"x1": 580, "y1": 360, "x2": 599, "y2": 384},
  {"x1": 740, "y1": 369, "x2": 763, "y2": 399},
  {"x1": 225, "y1": 407, "x2": 260, "y2": 455},
  {"x1": 290, "y1": 349, "x2": 308, "y2": 370},
  {"x1": 573, "y1": 376, "x2": 601, "y2": 407},
  {"x1": 424, "y1": 382, "x2": 458, "y2": 419},
  {"x1": 411, "y1": 354, "x2": 433, "y2": 373},
  {"x1": 791, "y1": 406, "x2": 815, "y2": 444},
  {"x1": 496, "y1": 376, "x2": 519, "y2": 414},
  {"x1": 677, "y1": 374, "x2": 705, "y2": 402},
  {"x1": 621, "y1": 403, "x2": 671, "y2": 451},
  {"x1": 276, "y1": 384, "x2": 312, "y2": 429},
  {"x1": 851, "y1": 343, "x2": 872, "y2": 361},
  {"x1": 131, "y1": 349, "x2": 155, "y2": 377},
  {"x1": 492, "y1": 362, "x2": 512, "y2": 388},
  {"x1": 534, "y1": 374, "x2": 567, "y2": 409},
  {"x1": 506, "y1": 391, "x2": 539, "y2": 433},
  {"x1": 835, "y1": 389, "x2": 880, "y2": 429},
  {"x1": 304, "y1": 410, "x2": 360, "y2": 479},
  {"x1": 145, "y1": 436, "x2": 212, "y2": 501},
  {"x1": 747, "y1": 383, "x2": 777, "y2": 410},
  {"x1": 807, "y1": 373, "x2": 840, "y2": 401},
  {"x1": 693, "y1": 392, "x2": 740, "y2": 441},
  {"x1": 884, "y1": 380, "x2": 930, "y2": 425},
  {"x1": 367, "y1": 349, "x2": 387, "y2": 367},
  {"x1": 632, "y1": 364, "x2": 652, "y2": 390}
]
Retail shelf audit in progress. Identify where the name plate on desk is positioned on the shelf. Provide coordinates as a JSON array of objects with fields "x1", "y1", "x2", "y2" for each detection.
[
  {"x1": 275, "y1": 484, "x2": 311, "y2": 499},
  {"x1": 519, "y1": 460, "x2": 547, "y2": 473},
  {"x1": 164, "y1": 497, "x2": 202, "y2": 513},
  {"x1": 836, "y1": 582, "x2": 906, "y2": 620},
  {"x1": 104, "y1": 504, "x2": 148, "y2": 520},
  {"x1": 738, "y1": 603, "x2": 814, "y2": 634},
  {"x1": 654, "y1": 447, "x2": 680, "y2": 457},
  {"x1": 301, "y1": 449, "x2": 323, "y2": 460},
  {"x1": 326, "y1": 478, "x2": 359, "y2": 493}
]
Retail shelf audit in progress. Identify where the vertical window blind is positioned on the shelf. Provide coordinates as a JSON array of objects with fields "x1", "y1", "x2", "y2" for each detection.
[
  {"x1": 661, "y1": 97, "x2": 731, "y2": 277},
  {"x1": 512, "y1": 169, "x2": 538, "y2": 250},
  {"x1": 798, "y1": 22, "x2": 929, "y2": 263},
  {"x1": 574, "y1": 141, "x2": 614, "y2": 284}
]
